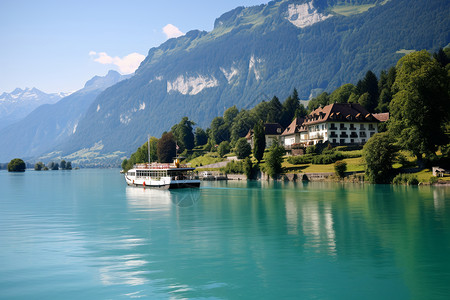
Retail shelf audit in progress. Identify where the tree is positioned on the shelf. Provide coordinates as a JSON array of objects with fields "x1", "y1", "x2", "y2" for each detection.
[
  {"x1": 295, "y1": 103, "x2": 308, "y2": 119},
  {"x1": 334, "y1": 161, "x2": 347, "y2": 178},
  {"x1": 308, "y1": 92, "x2": 329, "y2": 112},
  {"x1": 264, "y1": 141, "x2": 285, "y2": 179},
  {"x1": 60, "y1": 160, "x2": 66, "y2": 170},
  {"x1": 171, "y1": 117, "x2": 195, "y2": 151},
  {"x1": 235, "y1": 137, "x2": 252, "y2": 159},
  {"x1": 218, "y1": 141, "x2": 231, "y2": 158},
  {"x1": 253, "y1": 121, "x2": 265, "y2": 162},
  {"x1": 209, "y1": 117, "x2": 229, "y2": 145},
  {"x1": 388, "y1": 50, "x2": 450, "y2": 163},
  {"x1": 243, "y1": 157, "x2": 254, "y2": 179},
  {"x1": 231, "y1": 109, "x2": 257, "y2": 142},
  {"x1": 356, "y1": 70, "x2": 379, "y2": 112},
  {"x1": 266, "y1": 96, "x2": 283, "y2": 123},
  {"x1": 34, "y1": 161, "x2": 44, "y2": 171},
  {"x1": 281, "y1": 89, "x2": 300, "y2": 127},
  {"x1": 224, "y1": 105, "x2": 239, "y2": 125},
  {"x1": 195, "y1": 127, "x2": 208, "y2": 146},
  {"x1": 48, "y1": 162, "x2": 59, "y2": 170},
  {"x1": 157, "y1": 132, "x2": 176, "y2": 163},
  {"x1": 8, "y1": 158, "x2": 26, "y2": 172},
  {"x1": 363, "y1": 132, "x2": 397, "y2": 184},
  {"x1": 329, "y1": 83, "x2": 356, "y2": 104},
  {"x1": 66, "y1": 162, "x2": 72, "y2": 170}
]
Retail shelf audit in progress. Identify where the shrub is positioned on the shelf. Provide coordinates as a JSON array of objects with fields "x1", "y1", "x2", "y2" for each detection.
[
  {"x1": 312, "y1": 152, "x2": 344, "y2": 164},
  {"x1": 287, "y1": 154, "x2": 315, "y2": 164},
  {"x1": 393, "y1": 173, "x2": 419, "y2": 185},
  {"x1": 334, "y1": 161, "x2": 347, "y2": 178},
  {"x1": 429, "y1": 176, "x2": 438, "y2": 185},
  {"x1": 306, "y1": 145, "x2": 316, "y2": 154},
  {"x1": 222, "y1": 160, "x2": 244, "y2": 174},
  {"x1": 407, "y1": 176, "x2": 419, "y2": 186}
]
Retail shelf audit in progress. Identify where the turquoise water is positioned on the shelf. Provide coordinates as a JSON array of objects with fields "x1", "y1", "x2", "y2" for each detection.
[{"x1": 1, "y1": 169, "x2": 450, "y2": 299}]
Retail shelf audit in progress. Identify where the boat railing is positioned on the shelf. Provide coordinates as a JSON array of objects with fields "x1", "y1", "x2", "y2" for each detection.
[{"x1": 134, "y1": 163, "x2": 190, "y2": 169}]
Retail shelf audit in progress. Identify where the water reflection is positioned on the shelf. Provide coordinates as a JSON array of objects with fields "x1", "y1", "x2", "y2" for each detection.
[{"x1": 126, "y1": 187, "x2": 201, "y2": 210}]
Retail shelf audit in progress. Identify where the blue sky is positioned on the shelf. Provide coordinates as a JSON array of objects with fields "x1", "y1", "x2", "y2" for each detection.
[{"x1": 0, "y1": 0, "x2": 266, "y2": 94}]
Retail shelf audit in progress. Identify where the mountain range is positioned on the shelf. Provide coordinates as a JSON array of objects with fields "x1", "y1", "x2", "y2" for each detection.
[
  {"x1": 1, "y1": 0, "x2": 449, "y2": 165},
  {"x1": 0, "y1": 88, "x2": 68, "y2": 130},
  {"x1": 0, "y1": 71, "x2": 129, "y2": 162}
]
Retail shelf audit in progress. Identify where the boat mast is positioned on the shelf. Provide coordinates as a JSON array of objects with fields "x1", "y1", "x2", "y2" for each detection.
[{"x1": 148, "y1": 134, "x2": 151, "y2": 164}]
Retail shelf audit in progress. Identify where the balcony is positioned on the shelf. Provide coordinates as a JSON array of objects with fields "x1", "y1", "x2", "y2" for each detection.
[
  {"x1": 340, "y1": 133, "x2": 349, "y2": 138},
  {"x1": 330, "y1": 131, "x2": 338, "y2": 138},
  {"x1": 350, "y1": 132, "x2": 358, "y2": 138}
]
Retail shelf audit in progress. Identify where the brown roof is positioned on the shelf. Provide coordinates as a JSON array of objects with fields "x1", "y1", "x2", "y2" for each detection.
[
  {"x1": 281, "y1": 117, "x2": 306, "y2": 136},
  {"x1": 264, "y1": 123, "x2": 284, "y2": 135},
  {"x1": 245, "y1": 129, "x2": 253, "y2": 140},
  {"x1": 373, "y1": 112, "x2": 390, "y2": 122},
  {"x1": 304, "y1": 103, "x2": 379, "y2": 125}
]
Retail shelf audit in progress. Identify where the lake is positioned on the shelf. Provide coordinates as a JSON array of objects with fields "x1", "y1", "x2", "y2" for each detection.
[{"x1": 1, "y1": 169, "x2": 449, "y2": 299}]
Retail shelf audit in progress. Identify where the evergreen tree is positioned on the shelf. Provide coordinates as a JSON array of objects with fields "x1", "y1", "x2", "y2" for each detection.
[
  {"x1": 281, "y1": 89, "x2": 300, "y2": 127},
  {"x1": 60, "y1": 160, "x2": 66, "y2": 170},
  {"x1": 253, "y1": 121, "x2": 266, "y2": 162}
]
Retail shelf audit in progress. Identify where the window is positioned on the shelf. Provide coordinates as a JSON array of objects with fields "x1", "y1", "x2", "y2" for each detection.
[
  {"x1": 332, "y1": 139, "x2": 336, "y2": 144},
  {"x1": 350, "y1": 139, "x2": 354, "y2": 143},
  {"x1": 340, "y1": 139, "x2": 345, "y2": 144},
  {"x1": 360, "y1": 124, "x2": 365, "y2": 130}
]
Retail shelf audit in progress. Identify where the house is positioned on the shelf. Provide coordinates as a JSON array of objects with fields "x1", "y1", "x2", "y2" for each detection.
[
  {"x1": 283, "y1": 103, "x2": 381, "y2": 148},
  {"x1": 246, "y1": 123, "x2": 284, "y2": 149},
  {"x1": 280, "y1": 117, "x2": 305, "y2": 147}
]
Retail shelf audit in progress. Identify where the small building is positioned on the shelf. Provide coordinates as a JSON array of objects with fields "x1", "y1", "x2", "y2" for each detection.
[{"x1": 246, "y1": 123, "x2": 284, "y2": 149}]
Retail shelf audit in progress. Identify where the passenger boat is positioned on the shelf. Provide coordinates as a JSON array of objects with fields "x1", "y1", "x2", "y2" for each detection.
[{"x1": 124, "y1": 158, "x2": 200, "y2": 189}]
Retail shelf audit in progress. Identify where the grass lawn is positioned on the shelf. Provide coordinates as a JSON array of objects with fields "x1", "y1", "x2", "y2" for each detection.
[
  {"x1": 283, "y1": 157, "x2": 365, "y2": 174},
  {"x1": 188, "y1": 152, "x2": 224, "y2": 167}
]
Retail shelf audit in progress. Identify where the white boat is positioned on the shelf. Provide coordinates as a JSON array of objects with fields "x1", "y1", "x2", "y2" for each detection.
[{"x1": 124, "y1": 159, "x2": 200, "y2": 189}]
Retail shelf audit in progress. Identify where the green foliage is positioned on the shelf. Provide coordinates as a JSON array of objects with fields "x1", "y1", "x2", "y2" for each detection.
[
  {"x1": 157, "y1": 132, "x2": 176, "y2": 163},
  {"x1": 263, "y1": 142, "x2": 285, "y2": 179},
  {"x1": 47, "y1": 162, "x2": 59, "y2": 170},
  {"x1": 243, "y1": 157, "x2": 254, "y2": 179},
  {"x1": 221, "y1": 160, "x2": 245, "y2": 174},
  {"x1": 171, "y1": 117, "x2": 195, "y2": 151},
  {"x1": 308, "y1": 92, "x2": 329, "y2": 112},
  {"x1": 235, "y1": 137, "x2": 252, "y2": 159},
  {"x1": 429, "y1": 176, "x2": 439, "y2": 185},
  {"x1": 231, "y1": 109, "x2": 257, "y2": 142},
  {"x1": 217, "y1": 141, "x2": 231, "y2": 158},
  {"x1": 60, "y1": 160, "x2": 66, "y2": 170},
  {"x1": 287, "y1": 154, "x2": 315, "y2": 165},
  {"x1": 194, "y1": 127, "x2": 208, "y2": 146},
  {"x1": 34, "y1": 161, "x2": 44, "y2": 171},
  {"x1": 330, "y1": 84, "x2": 356, "y2": 104},
  {"x1": 209, "y1": 117, "x2": 230, "y2": 145},
  {"x1": 356, "y1": 70, "x2": 379, "y2": 112},
  {"x1": 253, "y1": 121, "x2": 265, "y2": 162},
  {"x1": 363, "y1": 132, "x2": 397, "y2": 183},
  {"x1": 312, "y1": 152, "x2": 345, "y2": 164},
  {"x1": 389, "y1": 50, "x2": 450, "y2": 161},
  {"x1": 306, "y1": 145, "x2": 316, "y2": 154},
  {"x1": 334, "y1": 160, "x2": 347, "y2": 178},
  {"x1": 8, "y1": 158, "x2": 26, "y2": 172},
  {"x1": 392, "y1": 173, "x2": 419, "y2": 185},
  {"x1": 66, "y1": 162, "x2": 72, "y2": 170}
]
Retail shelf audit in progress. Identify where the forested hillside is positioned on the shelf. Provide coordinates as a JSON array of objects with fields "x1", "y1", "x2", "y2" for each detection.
[{"x1": 47, "y1": 0, "x2": 449, "y2": 164}]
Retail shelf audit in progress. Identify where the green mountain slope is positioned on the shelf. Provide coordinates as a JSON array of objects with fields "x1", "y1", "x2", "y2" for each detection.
[{"x1": 55, "y1": 0, "x2": 449, "y2": 162}]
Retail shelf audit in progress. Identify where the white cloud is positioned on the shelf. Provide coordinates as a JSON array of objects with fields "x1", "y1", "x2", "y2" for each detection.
[
  {"x1": 162, "y1": 24, "x2": 184, "y2": 39},
  {"x1": 89, "y1": 51, "x2": 145, "y2": 74}
]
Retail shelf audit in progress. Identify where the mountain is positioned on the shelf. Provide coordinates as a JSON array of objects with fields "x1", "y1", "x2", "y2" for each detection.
[
  {"x1": 0, "y1": 71, "x2": 129, "y2": 162},
  {"x1": 0, "y1": 87, "x2": 68, "y2": 129},
  {"x1": 46, "y1": 0, "x2": 450, "y2": 164}
]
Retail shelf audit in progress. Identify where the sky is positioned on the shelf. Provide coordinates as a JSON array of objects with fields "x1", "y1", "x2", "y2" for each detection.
[{"x1": 0, "y1": 0, "x2": 266, "y2": 94}]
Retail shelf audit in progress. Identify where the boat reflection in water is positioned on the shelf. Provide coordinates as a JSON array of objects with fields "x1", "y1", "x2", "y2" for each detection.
[{"x1": 126, "y1": 186, "x2": 200, "y2": 211}]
